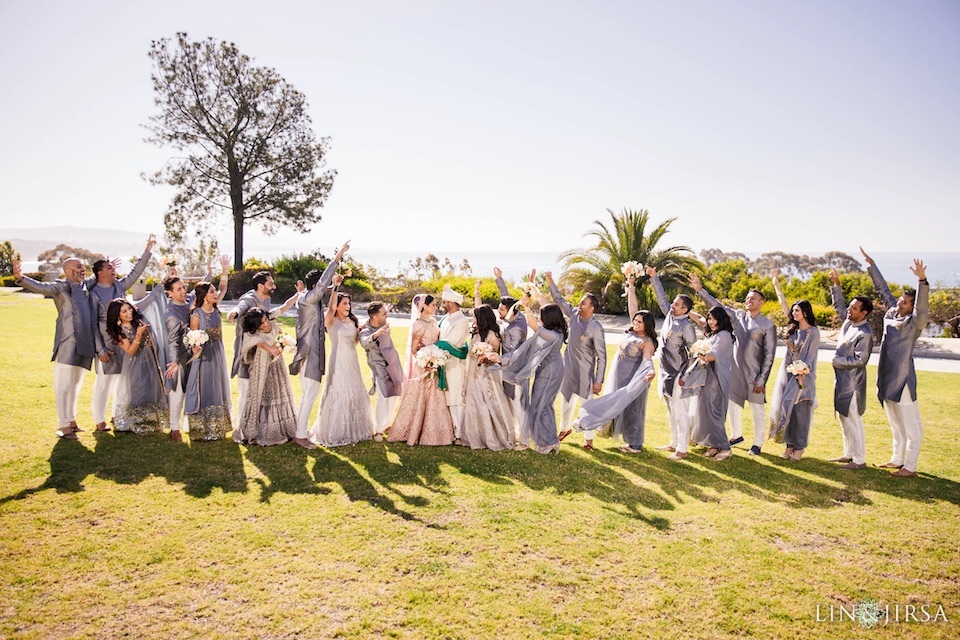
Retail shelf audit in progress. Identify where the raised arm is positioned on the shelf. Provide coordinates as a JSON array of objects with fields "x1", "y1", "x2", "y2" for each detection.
[
  {"x1": 829, "y1": 268, "x2": 847, "y2": 322},
  {"x1": 215, "y1": 254, "x2": 230, "y2": 302},
  {"x1": 118, "y1": 234, "x2": 156, "y2": 290},
  {"x1": 911, "y1": 258, "x2": 930, "y2": 338},
  {"x1": 646, "y1": 266, "x2": 670, "y2": 316},
  {"x1": 12, "y1": 259, "x2": 63, "y2": 296},
  {"x1": 861, "y1": 245, "x2": 897, "y2": 308},
  {"x1": 626, "y1": 273, "x2": 639, "y2": 319},
  {"x1": 493, "y1": 266, "x2": 509, "y2": 297},
  {"x1": 323, "y1": 275, "x2": 345, "y2": 329},
  {"x1": 473, "y1": 279, "x2": 483, "y2": 309},
  {"x1": 689, "y1": 272, "x2": 733, "y2": 321},
  {"x1": 545, "y1": 272, "x2": 574, "y2": 318},
  {"x1": 772, "y1": 270, "x2": 790, "y2": 318}
]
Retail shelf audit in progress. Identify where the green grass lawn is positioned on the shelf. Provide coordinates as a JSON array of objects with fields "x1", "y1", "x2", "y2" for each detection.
[{"x1": 1, "y1": 288, "x2": 958, "y2": 639}]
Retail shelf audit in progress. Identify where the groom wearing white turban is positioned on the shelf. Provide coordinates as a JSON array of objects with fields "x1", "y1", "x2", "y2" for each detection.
[{"x1": 437, "y1": 284, "x2": 470, "y2": 441}]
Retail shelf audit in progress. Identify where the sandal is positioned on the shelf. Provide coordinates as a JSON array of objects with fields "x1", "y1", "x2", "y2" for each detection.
[
  {"x1": 781, "y1": 447, "x2": 794, "y2": 459},
  {"x1": 582, "y1": 441, "x2": 594, "y2": 451},
  {"x1": 618, "y1": 445, "x2": 642, "y2": 454},
  {"x1": 789, "y1": 448, "x2": 804, "y2": 461},
  {"x1": 56, "y1": 427, "x2": 78, "y2": 440},
  {"x1": 95, "y1": 422, "x2": 110, "y2": 432}
]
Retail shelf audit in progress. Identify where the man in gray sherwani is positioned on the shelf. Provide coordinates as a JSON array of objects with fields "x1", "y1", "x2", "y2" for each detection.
[
  {"x1": 541, "y1": 271, "x2": 606, "y2": 450},
  {"x1": 828, "y1": 268, "x2": 874, "y2": 470},
  {"x1": 359, "y1": 301, "x2": 404, "y2": 441},
  {"x1": 289, "y1": 243, "x2": 347, "y2": 448},
  {"x1": 478, "y1": 267, "x2": 529, "y2": 439},
  {"x1": 227, "y1": 271, "x2": 299, "y2": 420},
  {"x1": 861, "y1": 247, "x2": 929, "y2": 477},
  {"x1": 648, "y1": 266, "x2": 697, "y2": 460},
  {"x1": 14, "y1": 257, "x2": 104, "y2": 439},
  {"x1": 689, "y1": 272, "x2": 776, "y2": 454},
  {"x1": 87, "y1": 234, "x2": 155, "y2": 431}
]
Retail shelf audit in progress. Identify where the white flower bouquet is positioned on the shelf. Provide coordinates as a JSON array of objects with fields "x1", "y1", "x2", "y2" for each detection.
[
  {"x1": 786, "y1": 360, "x2": 810, "y2": 388},
  {"x1": 689, "y1": 338, "x2": 712, "y2": 361},
  {"x1": 621, "y1": 261, "x2": 643, "y2": 279},
  {"x1": 415, "y1": 344, "x2": 450, "y2": 373},
  {"x1": 471, "y1": 340, "x2": 497, "y2": 365},
  {"x1": 184, "y1": 329, "x2": 209, "y2": 349},
  {"x1": 276, "y1": 331, "x2": 297, "y2": 354},
  {"x1": 159, "y1": 256, "x2": 178, "y2": 269}
]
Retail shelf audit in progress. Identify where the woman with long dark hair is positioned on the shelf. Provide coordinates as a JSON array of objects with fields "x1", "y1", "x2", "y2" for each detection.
[
  {"x1": 311, "y1": 286, "x2": 375, "y2": 446},
  {"x1": 577, "y1": 273, "x2": 658, "y2": 453},
  {"x1": 388, "y1": 294, "x2": 455, "y2": 446},
  {"x1": 106, "y1": 297, "x2": 169, "y2": 433},
  {"x1": 234, "y1": 308, "x2": 299, "y2": 445},
  {"x1": 769, "y1": 271, "x2": 820, "y2": 460},
  {"x1": 681, "y1": 305, "x2": 735, "y2": 460},
  {"x1": 497, "y1": 290, "x2": 568, "y2": 454},
  {"x1": 184, "y1": 281, "x2": 232, "y2": 441},
  {"x1": 461, "y1": 303, "x2": 514, "y2": 450}
]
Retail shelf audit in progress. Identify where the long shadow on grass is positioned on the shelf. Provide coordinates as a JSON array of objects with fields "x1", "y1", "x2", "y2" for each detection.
[
  {"x1": 0, "y1": 437, "x2": 95, "y2": 503},
  {"x1": 341, "y1": 443, "x2": 674, "y2": 530},
  {"x1": 0, "y1": 432, "x2": 249, "y2": 503},
  {"x1": 306, "y1": 446, "x2": 436, "y2": 525}
]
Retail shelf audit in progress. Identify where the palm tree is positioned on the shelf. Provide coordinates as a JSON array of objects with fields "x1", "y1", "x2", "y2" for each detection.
[{"x1": 559, "y1": 208, "x2": 702, "y2": 314}]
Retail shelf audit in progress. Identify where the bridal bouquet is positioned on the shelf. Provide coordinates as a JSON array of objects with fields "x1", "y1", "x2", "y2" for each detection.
[
  {"x1": 159, "y1": 255, "x2": 178, "y2": 269},
  {"x1": 621, "y1": 261, "x2": 643, "y2": 279},
  {"x1": 471, "y1": 341, "x2": 497, "y2": 365},
  {"x1": 276, "y1": 331, "x2": 297, "y2": 354},
  {"x1": 786, "y1": 360, "x2": 810, "y2": 388},
  {"x1": 689, "y1": 338, "x2": 712, "y2": 362},
  {"x1": 415, "y1": 344, "x2": 450, "y2": 374}
]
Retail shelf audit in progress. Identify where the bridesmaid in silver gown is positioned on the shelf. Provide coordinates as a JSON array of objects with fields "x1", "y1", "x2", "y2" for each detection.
[
  {"x1": 461, "y1": 305, "x2": 515, "y2": 451},
  {"x1": 680, "y1": 306, "x2": 735, "y2": 461},
  {"x1": 185, "y1": 282, "x2": 233, "y2": 441}
]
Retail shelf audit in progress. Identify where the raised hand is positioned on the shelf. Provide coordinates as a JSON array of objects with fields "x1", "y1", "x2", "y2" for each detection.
[
  {"x1": 910, "y1": 258, "x2": 927, "y2": 281},
  {"x1": 645, "y1": 265, "x2": 657, "y2": 278},
  {"x1": 332, "y1": 274, "x2": 344, "y2": 287},
  {"x1": 772, "y1": 269, "x2": 781, "y2": 291},
  {"x1": 626, "y1": 273, "x2": 636, "y2": 287},
  {"x1": 12, "y1": 258, "x2": 22, "y2": 280},
  {"x1": 543, "y1": 271, "x2": 553, "y2": 284},
  {"x1": 335, "y1": 241, "x2": 351, "y2": 262},
  {"x1": 493, "y1": 266, "x2": 502, "y2": 279},
  {"x1": 296, "y1": 280, "x2": 305, "y2": 293},
  {"x1": 219, "y1": 254, "x2": 231, "y2": 272},
  {"x1": 110, "y1": 257, "x2": 122, "y2": 271},
  {"x1": 688, "y1": 272, "x2": 702, "y2": 292},
  {"x1": 829, "y1": 268, "x2": 840, "y2": 286},
  {"x1": 475, "y1": 279, "x2": 482, "y2": 290},
  {"x1": 146, "y1": 234, "x2": 157, "y2": 253},
  {"x1": 859, "y1": 246, "x2": 875, "y2": 267}
]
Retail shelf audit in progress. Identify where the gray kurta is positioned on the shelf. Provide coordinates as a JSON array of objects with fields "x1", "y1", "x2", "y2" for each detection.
[
  {"x1": 359, "y1": 323, "x2": 404, "y2": 397},
  {"x1": 548, "y1": 282, "x2": 606, "y2": 400},
  {"x1": 288, "y1": 260, "x2": 338, "y2": 380},
  {"x1": 87, "y1": 250, "x2": 151, "y2": 374},
  {"x1": 698, "y1": 288, "x2": 775, "y2": 406},
  {"x1": 651, "y1": 274, "x2": 696, "y2": 397},
  {"x1": 164, "y1": 301, "x2": 192, "y2": 392},
  {"x1": 869, "y1": 265, "x2": 929, "y2": 404},
  {"x1": 495, "y1": 275, "x2": 529, "y2": 402},
  {"x1": 831, "y1": 285, "x2": 874, "y2": 417},
  {"x1": 230, "y1": 290, "x2": 280, "y2": 379},
  {"x1": 17, "y1": 274, "x2": 102, "y2": 369}
]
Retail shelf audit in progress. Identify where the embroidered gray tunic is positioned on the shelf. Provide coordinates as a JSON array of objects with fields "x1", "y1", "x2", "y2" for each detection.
[
  {"x1": 698, "y1": 288, "x2": 776, "y2": 406},
  {"x1": 495, "y1": 275, "x2": 528, "y2": 401},
  {"x1": 548, "y1": 281, "x2": 606, "y2": 400},
  {"x1": 17, "y1": 274, "x2": 103, "y2": 369},
  {"x1": 288, "y1": 259, "x2": 339, "y2": 381},
  {"x1": 359, "y1": 323, "x2": 404, "y2": 398},
  {"x1": 230, "y1": 290, "x2": 280, "y2": 380},
  {"x1": 868, "y1": 265, "x2": 929, "y2": 404},
  {"x1": 830, "y1": 285, "x2": 874, "y2": 417},
  {"x1": 87, "y1": 250, "x2": 152, "y2": 374}
]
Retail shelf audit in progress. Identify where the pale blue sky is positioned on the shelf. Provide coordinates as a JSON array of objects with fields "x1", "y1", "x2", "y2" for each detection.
[{"x1": 0, "y1": 0, "x2": 957, "y2": 256}]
